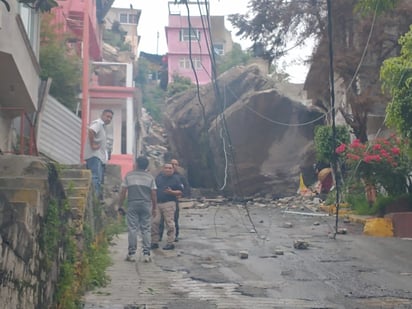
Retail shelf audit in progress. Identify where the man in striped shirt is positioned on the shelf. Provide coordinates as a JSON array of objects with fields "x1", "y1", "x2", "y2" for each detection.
[{"x1": 118, "y1": 156, "x2": 157, "y2": 262}]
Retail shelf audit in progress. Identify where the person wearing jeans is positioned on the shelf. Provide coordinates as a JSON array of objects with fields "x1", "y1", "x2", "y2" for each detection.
[
  {"x1": 84, "y1": 109, "x2": 113, "y2": 200},
  {"x1": 118, "y1": 156, "x2": 157, "y2": 262}
]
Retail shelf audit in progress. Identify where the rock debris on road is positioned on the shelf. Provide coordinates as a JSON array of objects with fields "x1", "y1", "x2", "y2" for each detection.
[{"x1": 83, "y1": 198, "x2": 412, "y2": 309}]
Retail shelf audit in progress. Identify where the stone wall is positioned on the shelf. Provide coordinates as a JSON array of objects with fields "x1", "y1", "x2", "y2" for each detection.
[{"x1": 0, "y1": 155, "x2": 104, "y2": 309}]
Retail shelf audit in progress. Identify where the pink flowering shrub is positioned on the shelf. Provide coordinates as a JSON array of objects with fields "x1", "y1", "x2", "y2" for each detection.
[{"x1": 336, "y1": 135, "x2": 411, "y2": 196}]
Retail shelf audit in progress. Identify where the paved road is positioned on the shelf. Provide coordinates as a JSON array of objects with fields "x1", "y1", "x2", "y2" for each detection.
[{"x1": 83, "y1": 202, "x2": 412, "y2": 309}]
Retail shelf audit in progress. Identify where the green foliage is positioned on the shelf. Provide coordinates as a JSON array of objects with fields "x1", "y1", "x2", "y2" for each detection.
[
  {"x1": 337, "y1": 136, "x2": 411, "y2": 196},
  {"x1": 55, "y1": 236, "x2": 78, "y2": 309},
  {"x1": 217, "y1": 43, "x2": 251, "y2": 75},
  {"x1": 41, "y1": 199, "x2": 60, "y2": 264},
  {"x1": 347, "y1": 193, "x2": 381, "y2": 215},
  {"x1": 40, "y1": 14, "x2": 81, "y2": 111},
  {"x1": 167, "y1": 74, "x2": 194, "y2": 97},
  {"x1": 355, "y1": 0, "x2": 398, "y2": 15},
  {"x1": 102, "y1": 24, "x2": 131, "y2": 52},
  {"x1": 314, "y1": 125, "x2": 350, "y2": 164},
  {"x1": 228, "y1": 0, "x2": 325, "y2": 67},
  {"x1": 135, "y1": 58, "x2": 166, "y2": 122},
  {"x1": 142, "y1": 87, "x2": 164, "y2": 122},
  {"x1": 381, "y1": 25, "x2": 412, "y2": 139}
]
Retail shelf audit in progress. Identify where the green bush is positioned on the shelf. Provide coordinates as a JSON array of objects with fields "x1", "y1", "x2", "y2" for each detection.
[{"x1": 314, "y1": 125, "x2": 350, "y2": 164}]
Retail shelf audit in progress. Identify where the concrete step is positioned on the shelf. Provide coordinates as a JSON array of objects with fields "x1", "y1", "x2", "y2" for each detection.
[
  {"x1": 60, "y1": 178, "x2": 91, "y2": 190},
  {"x1": 64, "y1": 187, "x2": 90, "y2": 199},
  {"x1": 59, "y1": 168, "x2": 91, "y2": 180}
]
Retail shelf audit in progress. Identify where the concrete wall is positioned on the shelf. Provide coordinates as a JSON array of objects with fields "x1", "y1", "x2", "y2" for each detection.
[
  {"x1": 0, "y1": 155, "x2": 107, "y2": 308},
  {"x1": 0, "y1": 3, "x2": 40, "y2": 111}
]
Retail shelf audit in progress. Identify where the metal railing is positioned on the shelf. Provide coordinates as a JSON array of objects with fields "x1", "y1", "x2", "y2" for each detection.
[{"x1": 0, "y1": 107, "x2": 38, "y2": 156}]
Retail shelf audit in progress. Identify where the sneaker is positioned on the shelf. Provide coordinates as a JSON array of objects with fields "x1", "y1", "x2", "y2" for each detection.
[
  {"x1": 126, "y1": 254, "x2": 136, "y2": 262},
  {"x1": 143, "y1": 253, "x2": 152, "y2": 263},
  {"x1": 174, "y1": 237, "x2": 179, "y2": 242},
  {"x1": 150, "y1": 243, "x2": 159, "y2": 250},
  {"x1": 163, "y1": 243, "x2": 175, "y2": 250}
]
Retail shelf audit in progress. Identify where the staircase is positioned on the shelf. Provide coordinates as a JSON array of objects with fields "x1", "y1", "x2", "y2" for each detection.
[
  {"x1": 59, "y1": 166, "x2": 94, "y2": 237},
  {"x1": 0, "y1": 155, "x2": 97, "y2": 309}
]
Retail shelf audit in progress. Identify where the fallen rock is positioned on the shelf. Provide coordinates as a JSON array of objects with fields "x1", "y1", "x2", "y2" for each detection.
[
  {"x1": 239, "y1": 250, "x2": 249, "y2": 259},
  {"x1": 293, "y1": 240, "x2": 309, "y2": 249}
]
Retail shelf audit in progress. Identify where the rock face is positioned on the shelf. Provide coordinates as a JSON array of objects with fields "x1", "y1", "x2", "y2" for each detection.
[{"x1": 163, "y1": 65, "x2": 323, "y2": 197}]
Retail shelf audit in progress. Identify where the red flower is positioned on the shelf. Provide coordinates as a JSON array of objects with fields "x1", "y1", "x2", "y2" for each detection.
[
  {"x1": 347, "y1": 153, "x2": 361, "y2": 161},
  {"x1": 391, "y1": 147, "x2": 400, "y2": 155},
  {"x1": 373, "y1": 144, "x2": 381, "y2": 150},
  {"x1": 336, "y1": 143, "x2": 346, "y2": 154}
]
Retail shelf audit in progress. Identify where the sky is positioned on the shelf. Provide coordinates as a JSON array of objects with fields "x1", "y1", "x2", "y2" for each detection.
[{"x1": 112, "y1": 0, "x2": 312, "y2": 83}]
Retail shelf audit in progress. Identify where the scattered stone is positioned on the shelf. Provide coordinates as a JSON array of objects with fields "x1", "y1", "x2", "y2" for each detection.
[
  {"x1": 201, "y1": 264, "x2": 217, "y2": 269},
  {"x1": 343, "y1": 217, "x2": 351, "y2": 223},
  {"x1": 250, "y1": 228, "x2": 256, "y2": 233},
  {"x1": 259, "y1": 220, "x2": 264, "y2": 223},
  {"x1": 282, "y1": 222, "x2": 293, "y2": 228},
  {"x1": 293, "y1": 240, "x2": 309, "y2": 249},
  {"x1": 239, "y1": 250, "x2": 249, "y2": 259},
  {"x1": 313, "y1": 221, "x2": 320, "y2": 226},
  {"x1": 300, "y1": 206, "x2": 305, "y2": 211},
  {"x1": 275, "y1": 249, "x2": 284, "y2": 255},
  {"x1": 337, "y1": 228, "x2": 347, "y2": 234}
]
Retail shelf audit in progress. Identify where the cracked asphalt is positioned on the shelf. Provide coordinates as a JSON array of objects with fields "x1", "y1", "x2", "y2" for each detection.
[{"x1": 82, "y1": 201, "x2": 412, "y2": 309}]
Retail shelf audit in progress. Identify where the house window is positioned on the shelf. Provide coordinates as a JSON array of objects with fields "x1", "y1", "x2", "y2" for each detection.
[
  {"x1": 19, "y1": 4, "x2": 40, "y2": 56},
  {"x1": 119, "y1": 13, "x2": 128, "y2": 23},
  {"x1": 213, "y1": 43, "x2": 224, "y2": 55},
  {"x1": 179, "y1": 28, "x2": 200, "y2": 42},
  {"x1": 128, "y1": 14, "x2": 138, "y2": 24},
  {"x1": 179, "y1": 57, "x2": 202, "y2": 70}
]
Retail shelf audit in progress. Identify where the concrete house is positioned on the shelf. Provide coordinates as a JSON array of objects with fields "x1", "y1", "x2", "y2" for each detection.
[
  {"x1": 0, "y1": 0, "x2": 42, "y2": 154},
  {"x1": 104, "y1": 6, "x2": 141, "y2": 57},
  {"x1": 52, "y1": 0, "x2": 139, "y2": 176},
  {"x1": 165, "y1": 1, "x2": 233, "y2": 86}
]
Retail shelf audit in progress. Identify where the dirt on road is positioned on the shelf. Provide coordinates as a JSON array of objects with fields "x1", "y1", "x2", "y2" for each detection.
[{"x1": 83, "y1": 199, "x2": 412, "y2": 309}]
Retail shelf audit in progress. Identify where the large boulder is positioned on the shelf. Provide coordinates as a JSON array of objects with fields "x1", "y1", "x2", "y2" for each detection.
[{"x1": 163, "y1": 65, "x2": 323, "y2": 197}]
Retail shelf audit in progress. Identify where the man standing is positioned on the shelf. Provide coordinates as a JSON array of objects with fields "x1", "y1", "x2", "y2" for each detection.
[
  {"x1": 170, "y1": 159, "x2": 190, "y2": 242},
  {"x1": 151, "y1": 162, "x2": 183, "y2": 250},
  {"x1": 118, "y1": 156, "x2": 157, "y2": 262},
  {"x1": 84, "y1": 109, "x2": 113, "y2": 200}
]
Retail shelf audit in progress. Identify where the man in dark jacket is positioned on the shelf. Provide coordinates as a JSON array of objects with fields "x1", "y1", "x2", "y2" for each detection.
[{"x1": 151, "y1": 162, "x2": 183, "y2": 250}]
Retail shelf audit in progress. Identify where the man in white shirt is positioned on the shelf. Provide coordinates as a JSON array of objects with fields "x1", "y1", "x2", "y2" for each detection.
[{"x1": 84, "y1": 109, "x2": 113, "y2": 200}]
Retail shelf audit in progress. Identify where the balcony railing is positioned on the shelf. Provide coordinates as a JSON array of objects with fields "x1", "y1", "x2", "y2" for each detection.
[{"x1": 0, "y1": 107, "x2": 38, "y2": 156}]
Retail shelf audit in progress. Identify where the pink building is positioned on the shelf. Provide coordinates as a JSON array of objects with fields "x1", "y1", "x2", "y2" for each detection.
[
  {"x1": 52, "y1": 0, "x2": 138, "y2": 177},
  {"x1": 165, "y1": 2, "x2": 213, "y2": 85}
]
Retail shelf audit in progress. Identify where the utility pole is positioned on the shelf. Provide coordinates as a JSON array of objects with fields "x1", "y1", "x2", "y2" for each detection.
[
  {"x1": 156, "y1": 31, "x2": 159, "y2": 55},
  {"x1": 81, "y1": 0, "x2": 90, "y2": 162}
]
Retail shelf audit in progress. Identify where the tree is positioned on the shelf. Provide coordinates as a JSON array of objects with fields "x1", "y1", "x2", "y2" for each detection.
[
  {"x1": 380, "y1": 25, "x2": 412, "y2": 139},
  {"x1": 167, "y1": 75, "x2": 193, "y2": 97},
  {"x1": 229, "y1": 0, "x2": 411, "y2": 142},
  {"x1": 135, "y1": 57, "x2": 166, "y2": 122},
  {"x1": 228, "y1": 0, "x2": 326, "y2": 69},
  {"x1": 40, "y1": 14, "x2": 81, "y2": 111},
  {"x1": 216, "y1": 43, "x2": 251, "y2": 75}
]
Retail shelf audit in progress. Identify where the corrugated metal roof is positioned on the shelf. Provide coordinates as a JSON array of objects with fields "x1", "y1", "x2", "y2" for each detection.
[{"x1": 37, "y1": 95, "x2": 81, "y2": 164}]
